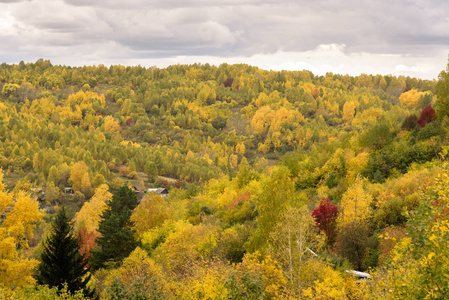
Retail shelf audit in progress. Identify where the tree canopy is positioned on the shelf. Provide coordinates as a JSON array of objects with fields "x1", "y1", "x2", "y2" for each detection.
[
  {"x1": 36, "y1": 207, "x2": 95, "y2": 298},
  {"x1": 0, "y1": 59, "x2": 447, "y2": 298}
]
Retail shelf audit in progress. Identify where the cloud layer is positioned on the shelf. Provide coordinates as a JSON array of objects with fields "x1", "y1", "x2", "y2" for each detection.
[{"x1": 0, "y1": 0, "x2": 448, "y2": 79}]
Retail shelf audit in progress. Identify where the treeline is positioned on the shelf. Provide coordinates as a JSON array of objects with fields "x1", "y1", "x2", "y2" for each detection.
[{"x1": 0, "y1": 59, "x2": 449, "y2": 299}]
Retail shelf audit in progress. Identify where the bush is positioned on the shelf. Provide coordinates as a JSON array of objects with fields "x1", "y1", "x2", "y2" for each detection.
[
  {"x1": 416, "y1": 121, "x2": 444, "y2": 141},
  {"x1": 417, "y1": 105, "x2": 436, "y2": 127},
  {"x1": 359, "y1": 124, "x2": 394, "y2": 150},
  {"x1": 401, "y1": 114, "x2": 418, "y2": 131},
  {"x1": 373, "y1": 197, "x2": 408, "y2": 229},
  {"x1": 362, "y1": 142, "x2": 439, "y2": 183}
]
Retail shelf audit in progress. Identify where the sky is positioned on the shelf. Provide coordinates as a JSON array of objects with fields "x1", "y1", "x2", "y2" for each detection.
[{"x1": 0, "y1": 0, "x2": 448, "y2": 80}]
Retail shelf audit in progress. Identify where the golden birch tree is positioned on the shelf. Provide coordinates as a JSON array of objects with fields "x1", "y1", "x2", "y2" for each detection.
[{"x1": 0, "y1": 170, "x2": 43, "y2": 289}]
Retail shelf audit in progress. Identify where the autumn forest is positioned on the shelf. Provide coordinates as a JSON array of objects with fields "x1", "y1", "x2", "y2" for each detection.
[{"x1": 1, "y1": 59, "x2": 449, "y2": 299}]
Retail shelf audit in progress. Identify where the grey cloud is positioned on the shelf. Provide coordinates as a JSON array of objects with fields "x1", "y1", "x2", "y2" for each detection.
[
  {"x1": 0, "y1": 0, "x2": 448, "y2": 79},
  {"x1": 7, "y1": 0, "x2": 449, "y2": 58},
  {"x1": 62, "y1": 0, "x2": 280, "y2": 9},
  {"x1": 0, "y1": 0, "x2": 28, "y2": 2}
]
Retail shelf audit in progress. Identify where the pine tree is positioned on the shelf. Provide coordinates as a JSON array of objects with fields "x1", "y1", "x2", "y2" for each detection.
[
  {"x1": 91, "y1": 186, "x2": 139, "y2": 270},
  {"x1": 36, "y1": 207, "x2": 95, "y2": 298}
]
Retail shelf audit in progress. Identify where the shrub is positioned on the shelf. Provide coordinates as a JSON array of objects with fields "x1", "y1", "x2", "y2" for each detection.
[
  {"x1": 417, "y1": 105, "x2": 436, "y2": 127},
  {"x1": 401, "y1": 114, "x2": 418, "y2": 131}
]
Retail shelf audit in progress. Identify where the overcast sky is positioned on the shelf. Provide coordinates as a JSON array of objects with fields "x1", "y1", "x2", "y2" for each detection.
[{"x1": 0, "y1": 0, "x2": 448, "y2": 79}]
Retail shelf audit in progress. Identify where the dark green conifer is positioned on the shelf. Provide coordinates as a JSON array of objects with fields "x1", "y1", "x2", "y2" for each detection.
[
  {"x1": 36, "y1": 207, "x2": 95, "y2": 298},
  {"x1": 91, "y1": 186, "x2": 138, "y2": 270}
]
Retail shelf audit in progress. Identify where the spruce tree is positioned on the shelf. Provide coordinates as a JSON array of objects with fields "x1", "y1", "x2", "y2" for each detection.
[
  {"x1": 36, "y1": 207, "x2": 95, "y2": 298},
  {"x1": 91, "y1": 185, "x2": 139, "y2": 270}
]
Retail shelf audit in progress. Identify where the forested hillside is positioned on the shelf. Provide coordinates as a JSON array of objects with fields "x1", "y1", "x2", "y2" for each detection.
[{"x1": 1, "y1": 59, "x2": 449, "y2": 299}]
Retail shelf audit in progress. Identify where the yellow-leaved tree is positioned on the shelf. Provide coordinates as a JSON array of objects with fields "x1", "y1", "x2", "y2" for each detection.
[
  {"x1": 338, "y1": 176, "x2": 373, "y2": 227},
  {"x1": 399, "y1": 89, "x2": 430, "y2": 110},
  {"x1": 104, "y1": 116, "x2": 121, "y2": 135},
  {"x1": 337, "y1": 176, "x2": 373, "y2": 270},
  {"x1": 0, "y1": 170, "x2": 43, "y2": 289},
  {"x1": 101, "y1": 247, "x2": 166, "y2": 299},
  {"x1": 131, "y1": 193, "x2": 172, "y2": 239},
  {"x1": 74, "y1": 184, "x2": 112, "y2": 234},
  {"x1": 69, "y1": 161, "x2": 90, "y2": 196},
  {"x1": 342, "y1": 101, "x2": 359, "y2": 122}
]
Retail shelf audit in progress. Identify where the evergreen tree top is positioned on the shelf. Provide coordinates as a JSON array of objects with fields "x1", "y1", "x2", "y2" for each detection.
[
  {"x1": 36, "y1": 207, "x2": 95, "y2": 298},
  {"x1": 91, "y1": 186, "x2": 139, "y2": 271}
]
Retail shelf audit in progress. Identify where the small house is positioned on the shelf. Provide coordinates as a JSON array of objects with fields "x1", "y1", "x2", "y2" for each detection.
[
  {"x1": 147, "y1": 187, "x2": 169, "y2": 198},
  {"x1": 64, "y1": 187, "x2": 74, "y2": 196}
]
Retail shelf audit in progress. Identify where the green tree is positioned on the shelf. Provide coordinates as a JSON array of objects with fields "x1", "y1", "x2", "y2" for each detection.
[
  {"x1": 336, "y1": 221, "x2": 370, "y2": 271},
  {"x1": 36, "y1": 207, "x2": 95, "y2": 298},
  {"x1": 247, "y1": 166, "x2": 295, "y2": 252},
  {"x1": 45, "y1": 181, "x2": 61, "y2": 204},
  {"x1": 435, "y1": 58, "x2": 449, "y2": 119},
  {"x1": 91, "y1": 186, "x2": 139, "y2": 270},
  {"x1": 47, "y1": 165, "x2": 60, "y2": 185}
]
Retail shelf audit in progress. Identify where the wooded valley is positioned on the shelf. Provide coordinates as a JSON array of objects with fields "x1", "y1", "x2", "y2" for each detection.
[{"x1": 1, "y1": 59, "x2": 449, "y2": 299}]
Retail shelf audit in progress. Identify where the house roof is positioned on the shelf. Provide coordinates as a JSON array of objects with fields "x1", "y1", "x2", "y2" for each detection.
[
  {"x1": 345, "y1": 270, "x2": 371, "y2": 279},
  {"x1": 147, "y1": 187, "x2": 168, "y2": 194}
]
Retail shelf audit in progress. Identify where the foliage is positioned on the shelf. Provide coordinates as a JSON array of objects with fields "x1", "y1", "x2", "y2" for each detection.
[
  {"x1": 36, "y1": 207, "x2": 95, "y2": 298},
  {"x1": 377, "y1": 226, "x2": 406, "y2": 266},
  {"x1": 76, "y1": 227, "x2": 98, "y2": 267},
  {"x1": 336, "y1": 221, "x2": 371, "y2": 271},
  {"x1": 435, "y1": 58, "x2": 449, "y2": 119},
  {"x1": 0, "y1": 170, "x2": 43, "y2": 290},
  {"x1": 373, "y1": 198, "x2": 407, "y2": 230},
  {"x1": 91, "y1": 186, "x2": 138, "y2": 270},
  {"x1": 362, "y1": 141, "x2": 439, "y2": 183},
  {"x1": 399, "y1": 89, "x2": 431, "y2": 110},
  {"x1": 336, "y1": 176, "x2": 375, "y2": 270},
  {"x1": 69, "y1": 161, "x2": 91, "y2": 195},
  {"x1": 338, "y1": 176, "x2": 372, "y2": 227},
  {"x1": 268, "y1": 206, "x2": 325, "y2": 297},
  {"x1": 3, "y1": 284, "x2": 89, "y2": 300},
  {"x1": 401, "y1": 114, "x2": 418, "y2": 131},
  {"x1": 102, "y1": 247, "x2": 165, "y2": 299},
  {"x1": 215, "y1": 224, "x2": 250, "y2": 263},
  {"x1": 342, "y1": 101, "x2": 358, "y2": 122},
  {"x1": 312, "y1": 198, "x2": 339, "y2": 245},
  {"x1": 156, "y1": 222, "x2": 218, "y2": 276},
  {"x1": 373, "y1": 164, "x2": 449, "y2": 298},
  {"x1": 417, "y1": 105, "x2": 437, "y2": 127},
  {"x1": 74, "y1": 184, "x2": 112, "y2": 234},
  {"x1": 359, "y1": 123, "x2": 394, "y2": 150},
  {"x1": 0, "y1": 60, "x2": 446, "y2": 298},
  {"x1": 301, "y1": 260, "x2": 347, "y2": 299},
  {"x1": 248, "y1": 166, "x2": 295, "y2": 252},
  {"x1": 131, "y1": 193, "x2": 171, "y2": 239},
  {"x1": 227, "y1": 252, "x2": 288, "y2": 299},
  {"x1": 416, "y1": 120, "x2": 444, "y2": 141},
  {"x1": 172, "y1": 259, "x2": 230, "y2": 299}
]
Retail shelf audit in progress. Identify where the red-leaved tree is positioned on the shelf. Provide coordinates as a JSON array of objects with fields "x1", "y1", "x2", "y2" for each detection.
[
  {"x1": 312, "y1": 198, "x2": 339, "y2": 245},
  {"x1": 223, "y1": 78, "x2": 234, "y2": 88},
  {"x1": 77, "y1": 227, "x2": 99, "y2": 267},
  {"x1": 417, "y1": 105, "x2": 436, "y2": 127}
]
